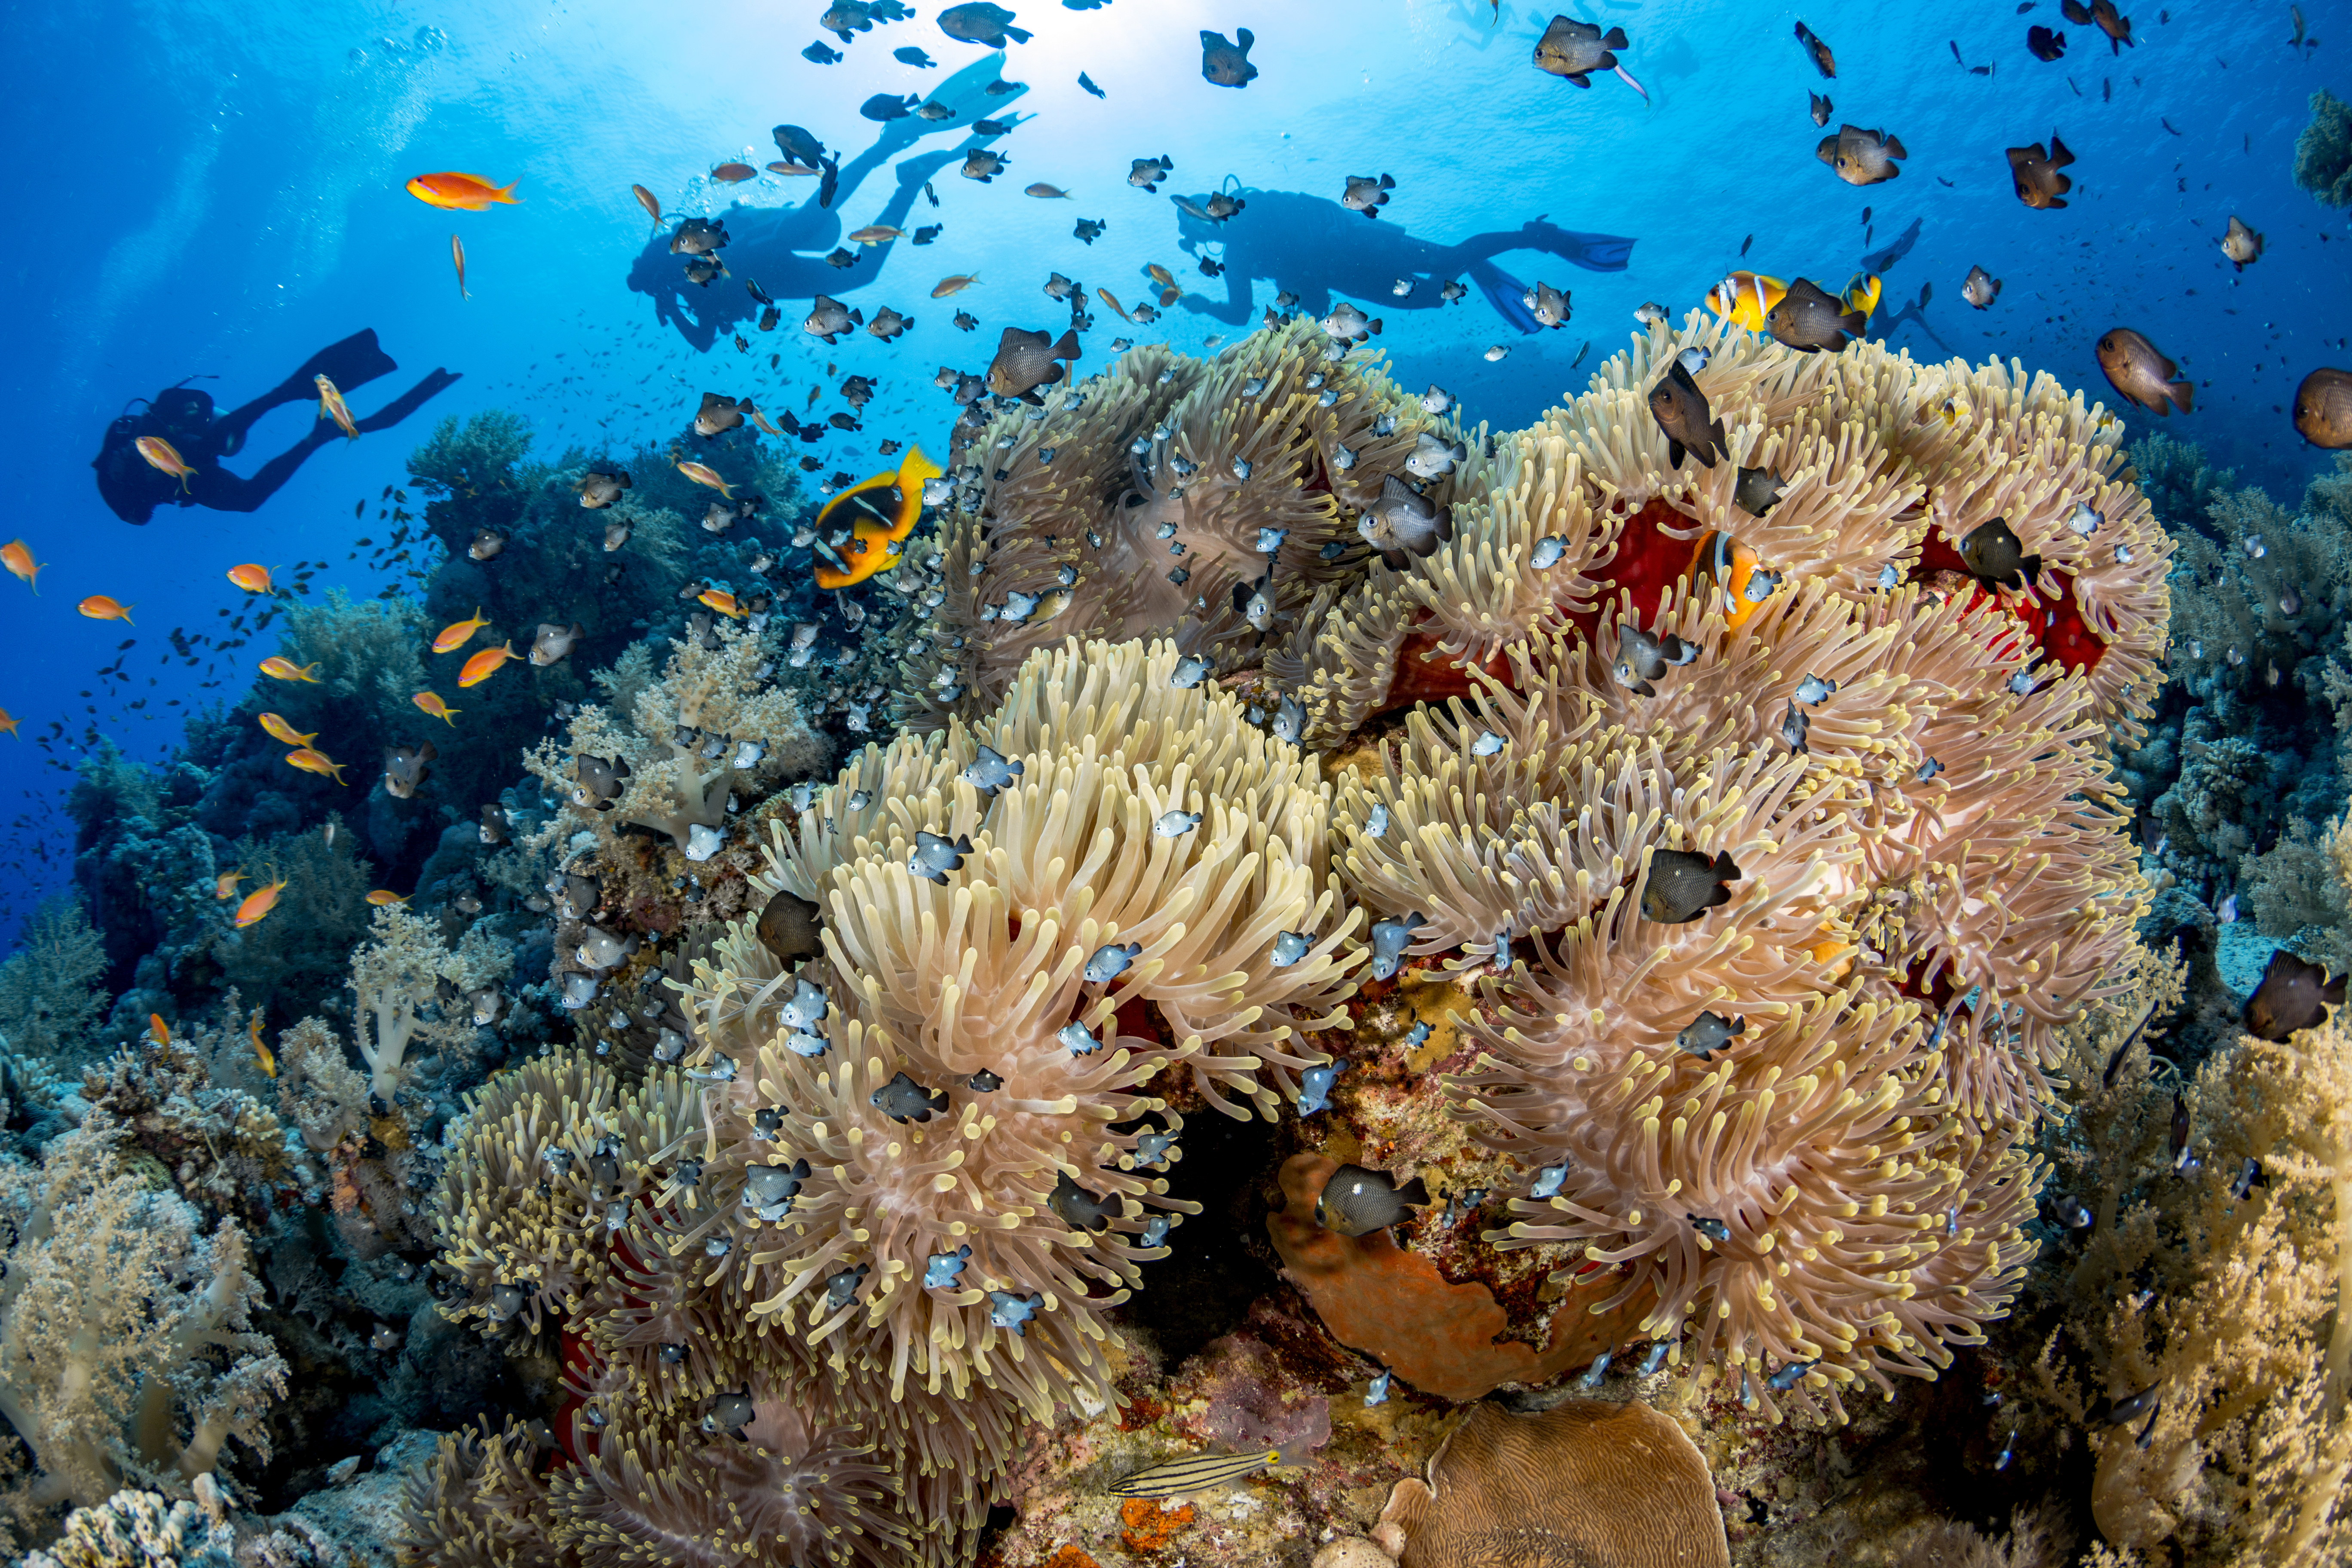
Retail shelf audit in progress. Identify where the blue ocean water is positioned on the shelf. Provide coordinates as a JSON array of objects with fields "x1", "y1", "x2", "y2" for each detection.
[{"x1": 0, "y1": 0, "x2": 2342, "y2": 938}]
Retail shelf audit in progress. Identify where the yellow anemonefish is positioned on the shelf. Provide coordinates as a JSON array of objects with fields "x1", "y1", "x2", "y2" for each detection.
[
  {"x1": 227, "y1": 563, "x2": 277, "y2": 594},
  {"x1": 405, "y1": 172, "x2": 520, "y2": 211},
  {"x1": 257, "y1": 712, "x2": 317, "y2": 748},
  {"x1": 3, "y1": 538, "x2": 42, "y2": 594},
  {"x1": 78, "y1": 595, "x2": 134, "y2": 624},
  {"x1": 815, "y1": 445, "x2": 946, "y2": 590},
  {"x1": 259, "y1": 656, "x2": 322, "y2": 683},
  {"x1": 698, "y1": 588, "x2": 747, "y2": 619},
  {"x1": 458, "y1": 641, "x2": 521, "y2": 687},
  {"x1": 286, "y1": 747, "x2": 349, "y2": 785},
  {"x1": 1839, "y1": 273, "x2": 1882, "y2": 320},
  {"x1": 1708, "y1": 272, "x2": 1786, "y2": 331},
  {"x1": 135, "y1": 435, "x2": 197, "y2": 490},
  {"x1": 1687, "y1": 529, "x2": 1769, "y2": 631},
  {"x1": 316, "y1": 376, "x2": 360, "y2": 441},
  {"x1": 234, "y1": 876, "x2": 290, "y2": 928},
  {"x1": 433, "y1": 607, "x2": 491, "y2": 654},
  {"x1": 412, "y1": 690, "x2": 461, "y2": 725}
]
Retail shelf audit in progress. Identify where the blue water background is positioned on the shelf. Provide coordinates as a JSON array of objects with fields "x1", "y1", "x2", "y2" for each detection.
[{"x1": 0, "y1": 0, "x2": 2342, "y2": 938}]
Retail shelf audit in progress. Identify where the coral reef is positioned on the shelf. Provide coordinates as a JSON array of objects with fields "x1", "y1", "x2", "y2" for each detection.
[
  {"x1": 20, "y1": 1487, "x2": 236, "y2": 1568},
  {"x1": 0, "y1": 899, "x2": 110, "y2": 1069},
  {"x1": 2297, "y1": 88, "x2": 2352, "y2": 209}
]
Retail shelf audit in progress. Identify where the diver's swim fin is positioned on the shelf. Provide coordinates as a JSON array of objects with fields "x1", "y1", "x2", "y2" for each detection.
[
  {"x1": 354, "y1": 368, "x2": 461, "y2": 434},
  {"x1": 1469, "y1": 259, "x2": 1544, "y2": 335},
  {"x1": 295, "y1": 329, "x2": 401, "y2": 394}
]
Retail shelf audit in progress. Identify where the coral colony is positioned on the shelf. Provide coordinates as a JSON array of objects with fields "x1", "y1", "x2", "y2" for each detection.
[{"x1": 14, "y1": 309, "x2": 2352, "y2": 1568}]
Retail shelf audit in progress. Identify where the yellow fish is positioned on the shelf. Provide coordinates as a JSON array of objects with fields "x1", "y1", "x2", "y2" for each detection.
[
  {"x1": 2, "y1": 538, "x2": 42, "y2": 594},
  {"x1": 135, "y1": 435, "x2": 196, "y2": 491},
  {"x1": 458, "y1": 641, "x2": 521, "y2": 687},
  {"x1": 257, "y1": 713, "x2": 317, "y2": 748},
  {"x1": 814, "y1": 445, "x2": 946, "y2": 591},
  {"x1": 78, "y1": 595, "x2": 134, "y2": 624},
  {"x1": 405, "y1": 172, "x2": 520, "y2": 211},
  {"x1": 433, "y1": 606, "x2": 491, "y2": 654},
  {"x1": 149, "y1": 1013, "x2": 172, "y2": 1046},
  {"x1": 316, "y1": 376, "x2": 360, "y2": 441},
  {"x1": 1708, "y1": 272, "x2": 1786, "y2": 331},
  {"x1": 412, "y1": 691, "x2": 461, "y2": 725},
  {"x1": 698, "y1": 588, "x2": 748, "y2": 619},
  {"x1": 249, "y1": 1013, "x2": 276, "y2": 1078},
  {"x1": 234, "y1": 877, "x2": 289, "y2": 928},
  {"x1": 214, "y1": 870, "x2": 246, "y2": 900},
  {"x1": 677, "y1": 460, "x2": 735, "y2": 499},
  {"x1": 1839, "y1": 272, "x2": 1883, "y2": 320},
  {"x1": 227, "y1": 563, "x2": 277, "y2": 594},
  {"x1": 365, "y1": 889, "x2": 408, "y2": 906},
  {"x1": 259, "y1": 656, "x2": 322, "y2": 683},
  {"x1": 285, "y1": 747, "x2": 349, "y2": 785}
]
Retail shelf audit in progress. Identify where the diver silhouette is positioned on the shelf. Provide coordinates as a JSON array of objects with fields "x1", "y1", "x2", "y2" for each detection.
[
  {"x1": 93, "y1": 329, "x2": 458, "y2": 525},
  {"x1": 1166, "y1": 187, "x2": 1636, "y2": 333},
  {"x1": 629, "y1": 55, "x2": 1022, "y2": 353}
]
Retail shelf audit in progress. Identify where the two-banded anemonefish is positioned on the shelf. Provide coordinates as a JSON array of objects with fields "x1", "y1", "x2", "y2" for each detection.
[
  {"x1": 1709, "y1": 271, "x2": 1880, "y2": 332},
  {"x1": 814, "y1": 445, "x2": 946, "y2": 590},
  {"x1": 1688, "y1": 528, "x2": 1770, "y2": 632}
]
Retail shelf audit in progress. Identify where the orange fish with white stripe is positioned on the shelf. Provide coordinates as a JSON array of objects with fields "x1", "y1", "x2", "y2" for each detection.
[
  {"x1": 234, "y1": 876, "x2": 290, "y2": 928},
  {"x1": 2, "y1": 539, "x2": 41, "y2": 594},
  {"x1": 1708, "y1": 272, "x2": 1787, "y2": 331},
  {"x1": 405, "y1": 172, "x2": 520, "y2": 211}
]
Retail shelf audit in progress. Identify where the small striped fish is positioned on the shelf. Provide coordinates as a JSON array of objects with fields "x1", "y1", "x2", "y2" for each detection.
[{"x1": 1109, "y1": 1446, "x2": 1289, "y2": 1499}]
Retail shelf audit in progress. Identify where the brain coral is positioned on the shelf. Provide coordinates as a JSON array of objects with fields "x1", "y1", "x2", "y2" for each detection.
[{"x1": 1314, "y1": 316, "x2": 2165, "y2": 1420}]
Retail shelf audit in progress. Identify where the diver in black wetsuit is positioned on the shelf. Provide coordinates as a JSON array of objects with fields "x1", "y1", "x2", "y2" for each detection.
[{"x1": 92, "y1": 328, "x2": 459, "y2": 524}]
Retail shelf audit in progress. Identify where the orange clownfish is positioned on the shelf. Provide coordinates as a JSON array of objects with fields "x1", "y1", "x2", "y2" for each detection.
[
  {"x1": 676, "y1": 460, "x2": 735, "y2": 499},
  {"x1": 285, "y1": 747, "x2": 349, "y2": 785},
  {"x1": 433, "y1": 607, "x2": 491, "y2": 654},
  {"x1": 78, "y1": 595, "x2": 134, "y2": 624},
  {"x1": 2, "y1": 538, "x2": 41, "y2": 594},
  {"x1": 316, "y1": 376, "x2": 360, "y2": 441},
  {"x1": 227, "y1": 563, "x2": 278, "y2": 594},
  {"x1": 412, "y1": 691, "x2": 461, "y2": 725},
  {"x1": 249, "y1": 1013, "x2": 276, "y2": 1078},
  {"x1": 405, "y1": 172, "x2": 521, "y2": 211},
  {"x1": 234, "y1": 876, "x2": 290, "y2": 928},
  {"x1": 1688, "y1": 529, "x2": 1769, "y2": 632},
  {"x1": 698, "y1": 588, "x2": 747, "y2": 619},
  {"x1": 365, "y1": 889, "x2": 408, "y2": 906},
  {"x1": 815, "y1": 445, "x2": 946, "y2": 591},
  {"x1": 214, "y1": 870, "x2": 246, "y2": 900},
  {"x1": 1838, "y1": 272, "x2": 1882, "y2": 321},
  {"x1": 1708, "y1": 272, "x2": 1787, "y2": 331},
  {"x1": 0, "y1": 707, "x2": 19, "y2": 741},
  {"x1": 260, "y1": 656, "x2": 322, "y2": 683},
  {"x1": 135, "y1": 436, "x2": 196, "y2": 490},
  {"x1": 257, "y1": 712, "x2": 317, "y2": 748},
  {"x1": 458, "y1": 641, "x2": 521, "y2": 687}
]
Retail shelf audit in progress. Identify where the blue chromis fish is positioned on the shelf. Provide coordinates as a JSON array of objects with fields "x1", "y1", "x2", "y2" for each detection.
[
  {"x1": 1363, "y1": 802, "x2": 1390, "y2": 838},
  {"x1": 1141, "y1": 1214, "x2": 1172, "y2": 1246},
  {"x1": 1271, "y1": 695, "x2": 1305, "y2": 744},
  {"x1": 1469, "y1": 729, "x2": 1505, "y2": 757},
  {"x1": 782, "y1": 977, "x2": 829, "y2": 1032},
  {"x1": 1676, "y1": 1011, "x2": 1746, "y2": 1059},
  {"x1": 909, "y1": 829, "x2": 974, "y2": 884},
  {"x1": 1269, "y1": 930, "x2": 1312, "y2": 968},
  {"x1": 1109, "y1": 1442, "x2": 1309, "y2": 1499},
  {"x1": 787, "y1": 1030, "x2": 830, "y2": 1058},
  {"x1": 1298, "y1": 1061, "x2": 1340, "y2": 1114},
  {"x1": 1530, "y1": 1163, "x2": 1567, "y2": 1199},
  {"x1": 1369, "y1": 912, "x2": 1426, "y2": 980},
  {"x1": 988, "y1": 1289, "x2": 1042, "y2": 1334},
  {"x1": 1794, "y1": 674, "x2": 1838, "y2": 705},
  {"x1": 1638, "y1": 1341, "x2": 1672, "y2": 1375},
  {"x1": 963, "y1": 744, "x2": 1023, "y2": 796},
  {"x1": 1085, "y1": 941, "x2": 1143, "y2": 982},
  {"x1": 1766, "y1": 1359, "x2": 1818, "y2": 1392},
  {"x1": 824, "y1": 1263, "x2": 868, "y2": 1310},
  {"x1": 1170, "y1": 654, "x2": 1213, "y2": 688},
  {"x1": 1059, "y1": 1020, "x2": 1103, "y2": 1055},
  {"x1": 1155, "y1": 808, "x2": 1202, "y2": 838},
  {"x1": 1403, "y1": 1020, "x2": 1433, "y2": 1049},
  {"x1": 1134, "y1": 1130, "x2": 1176, "y2": 1166},
  {"x1": 1531, "y1": 536, "x2": 1567, "y2": 569},
  {"x1": 1051, "y1": 1170, "x2": 1118, "y2": 1231},
  {"x1": 924, "y1": 1245, "x2": 971, "y2": 1288},
  {"x1": 871, "y1": 1070, "x2": 951, "y2": 1124},
  {"x1": 1365, "y1": 1370, "x2": 1392, "y2": 1405}
]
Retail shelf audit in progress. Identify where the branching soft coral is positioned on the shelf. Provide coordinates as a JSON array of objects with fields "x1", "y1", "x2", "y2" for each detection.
[
  {"x1": 0, "y1": 1124, "x2": 285, "y2": 1512},
  {"x1": 349, "y1": 906, "x2": 507, "y2": 1103}
]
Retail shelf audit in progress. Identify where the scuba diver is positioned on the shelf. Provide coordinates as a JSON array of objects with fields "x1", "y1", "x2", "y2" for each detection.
[{"x1": 93, "y1": 328, "x2": 458, "y2": 524}]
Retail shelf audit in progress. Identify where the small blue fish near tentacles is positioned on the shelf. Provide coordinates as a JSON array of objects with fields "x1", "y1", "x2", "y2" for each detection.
[
  {"x1": 1271, "y1": 695, "x2": 1305, "y2": 744},
  {"x1": 989, "y1": 1289, "x2": 1044, "y2": 1334},
  {"x1": 1530, "y1": 1163, "x2": 1568, "y2": 1199},
  {"x1": 1366, "y1": 1370, "x2": 1392, "y2": 1406},
  {"x1": 1580, "y1": 1346, "x2": 1614, "y2": 1390},
  {"x1": 1916, "y1": 756, "x2": 1944, "y2": 782},
  {"x1": 1877, "y1": 561, "x2": 1902, "y2": 591},
  {"x1": 1794, "y1": 674, "x2": 1838, "y2": 705},
  {"x1": 742, "y1": 1157, "x2": 812, "y2": 1221},
  {"x1": 1170, "y1": 654, "x2": 1212, "y2": 689},
  {"x1": 1269, "y1": 930, "x2": 1312, "y2": 968},
  {"x1": 1369, "y1": 912, "x2": 1426, "y2": 980},
  {"x1": 1134, "y1": 1129, "x2": 1176, "y2": 1167},
  {"x1": 968, "y1": 1068, "x2": 1004, "y2": 1092},
  {"x1": 2230, "y1": 1155, "x2": 2264, "y2": 1203},
  {"x1": 1085, "y1": 940, "x2": 1143, "y2": 982},
  {"x1": 1059, "y1": 1019, "x2": 1103, "y2": 1056},
  {"x1": 787, "y1": 1030, "x2": 830, "y2": 1059},
  {"x1": 782, "y1": 977, "x2": 829, "y2": 1032},
  {"x1": 964, "y1": 744, "x2": 1023, "y2": 797},
  {"x1": 824, "y1": 1262, "x2": 869, "y2": 1311},
  {"x1": 1994, "y1": 1428, "x2": 2015, "y2": 1470},
  {"x1": 1531, "y1": 536, "x2": 1567, "y2": 569},
  {"x1": 910, "y1": 829, "x2": 975, "y2": 884},
  {"x1": 1638, "y1": 1340, "x2": 1672, "y2": 1376},
  {"x1": 1050, "y1": 1170, "x2": 1118, "y2": 1231},
  {"x1": 1364, "y1": 802, "x2": 1390, "y2": 838},
  {"x1": 1493, "y1": 925, "x2": 1514, "y2": 971},
  {"x1": 1155, "y1": 808, "x2": 1201, "y2": 838},
  {"x1": 1690, "y1": 1214, "x2": 1730, "y2": 1243},
  {"x1": 1320, "y1": 540, "x2": 1348, "y2": 561},
  {"x1": 1470, "y1": 729, "x2": 1505, "y2": 757},
  {"x1": 1403, "y1": 1019, "x2": 1432, "y2": 1050},
  {"x1": 1675, "y1": 1010, "x2": 1746, "y2": 1060},
  {"x1": 1744, "y1": 568, "x2": 1783, "y2": 603},
  {"x1": 1766, "y1": 1359, "x2": 1818, "y2": 1392},
  {"x1": 872, "y1": 1070, "x2": 952, "y2": 1124},
  {"x1": 705, "y1": 1235, "x2": 732, "y2": 1257},
  {"x1": 686, "y1": 1053, "x2": 737, "y2": 1083},
  {"x1": 752, "y1": 1107, "x2": 784, "y2": 1141},
  {"x1": 847, "y1": 789, "x2": 873, "y2": 810},
  {"x1": 1298, "y1": 1060, "x2": 1341, "y2": 1114},
  {"x1": 925, "y1": 1245, "x2": 971, "y2": 1288},
  {"x1": 1255, "y1": 526, "x2": 1287, "y2": 555}
]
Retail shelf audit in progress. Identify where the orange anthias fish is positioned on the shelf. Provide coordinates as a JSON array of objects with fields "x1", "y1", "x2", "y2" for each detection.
[
  {"x1": 249, "y1": 1013, "x2": 276, "y2": 1078},
  {"x1": 0, "y1": 707, "x2": 19, "y2": 740},
  {"x1": 412, "y1": 691, "x2": 461, "y2": 725},
  {"x1": 814, "y1": 444, "x2": 947, "y2": 590},
  {"x1": 149, "y1": 1013, "x2": 172, "y2": 1045},
  {"x1": 135, "y1": 436, "x2": 196, "y2": 490},
  {"x1": 257, "y1": 712, "x2": 318, "y2": 748},
  {"x1": 234, "y1": 876, "x2": 290, "y2": 928},
  {"x1": 452, "y1": 234, "x2": 470, "y2": 300},
  {"x1": 285, "y1": 747, "x2": 349, "y2": 785},
  {"x1": 433, "y1": 606, "x2": 491, "y2": 653},
  {"x1": 316, "y1": 376, "x2": 360, "y2": 440},
  {"x1": 1096, "y1": 286, "x2": 1134, "y2": 323},
  {"x1": 458, "y1": 641, "x2": 521, "y2": 687},
  {"x1": 365, "y1": 889, "x2": 409, "y2": 906},
  {"x1": 2, "y1": 538, "x2": 41, "y2": 594},
  {"x1": 632, "y1": 183, "x2": 661, "y2": 224},
  {"x1": 214, "y1": 870, "x2": 246, "y2": 900},
  {"x1": 259, "y1": 656, "x2": 323, "y2": 683},
  {"x1": 227, "y1": 563, "x2": 277, "y2": 594},
  {"x1": 698, "y1": 588, "x2": 747, "y2": 619},
  {"x1": 676, "y1": 459, "x2": 735, "y2": 499},
  {"x1": 78, "y1": 595, "x2": 134, "y2": 624},
  {"x1": 406, "y1": 172, "x2": 521, "y2": 211}
]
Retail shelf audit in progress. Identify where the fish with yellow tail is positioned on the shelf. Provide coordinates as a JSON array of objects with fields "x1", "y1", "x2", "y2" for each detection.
[
  {"x1": 698, "y1": 588, "x2": 748, "y2": 619},
  {"x1": 135, "y1": 436, "x2": 196, "y2": 490},
  {"x1": 148, "y1": 1014, "x2": 171, "y2": 1046},
  {"x1": 815, "y1": 445, "x2": 946, "y2": 590},
  {"x1": 78, "y1": 595, "x2": 134, "y2": 624},
  {"x1": 365, "y1": 889, "x2": 408, "y2": 906},
  {"x1": 458, "y1": 641, "x2": 522, "y2": 687},
  {"x1": 248, "y1": 1013, "x2": 276, "y2": 1078},
  {"x1": 257, "y1": 713, "x2": 317, "y2": 748},
  {"x1": 1109, "y1": 1441, "x2": 1313, "y2": 1500},
  {"x1": 412, "y1": 691, "x2": 461, "y2": 725},
  {"x1": 259, "y1": 656, "x2": 322, "y2": 683},
  {"x1": 676, "y1": 459, "x2": 735, "y2": 499},
  {"x1": 432, "y1": 606, "x2": 492, "y2": 654},
  {"x1": 1708, "y1": 271, "x2": 1785, "y2": 331},
  {"x1": 316, "y1": 376, "x2": 360, "y2": 440},
  {"x1": 404, "y1": 172, "x2": 520, "y2": 211},
  {"x1": 285, "y1": 747, "x2": 349, "y2": 785},
  {"x1": 234, "y1": 876, "x2": 289, "y2": 929}
]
